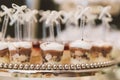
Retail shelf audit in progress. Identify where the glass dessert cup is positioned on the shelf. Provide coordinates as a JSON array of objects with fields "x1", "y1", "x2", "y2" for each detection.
[
  {"x1": 90, "y1": 41, "x2": 113, "y2": 62},
  {"x1": 69, "y1": 40, "x2": 92, "y2": 64},
  {"x1": 0, "y1": 40, "x2": 43, "y2": 64},
  {"x1": 9, "y1": 41, "x2": 32, "y2": 64},
  {"x1": 40, "y1": 41, "x2": 64, "y2": 64}
]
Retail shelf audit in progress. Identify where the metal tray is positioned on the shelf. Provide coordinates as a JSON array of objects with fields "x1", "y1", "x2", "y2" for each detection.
[{"x1": 0, "y1": 60, "x2": 115, "y2": 73}]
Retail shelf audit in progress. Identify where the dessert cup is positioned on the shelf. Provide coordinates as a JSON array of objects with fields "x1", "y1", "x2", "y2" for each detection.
[
  {"x1": 9, "y1": 41, "x2": 32, "y2": 64},
  {"x1": 90, "y1": 41, "x2": 112, "y2": 62},
  {"x1": 40, "y1": 41, "x2": 64, "y2": 64},
  {"x1": 69, "y1": 40, "x2": 92, "y2": 64}
]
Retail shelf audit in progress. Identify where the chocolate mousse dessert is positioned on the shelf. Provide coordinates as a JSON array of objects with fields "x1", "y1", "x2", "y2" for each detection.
[
  {"x1": 30, "y1": 41, "x2": 43, "y2": 64},
  {"x1": 90, "y1": 41, "x2": 112, "y2": 62},
  {"x1": 9, "y1": 42, "x2": 32, "y2": 64},
  {"x1": 0, "y1": 42, "x2": 10, "y2": 63},
  {"x1": 40, "y1": 42, "x2": 64, "y2": 64},
  {"x1": 69, "y1": 40, "x2": 92, "y2": 64}
]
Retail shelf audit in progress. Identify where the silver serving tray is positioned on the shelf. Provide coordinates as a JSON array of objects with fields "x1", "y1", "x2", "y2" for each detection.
[{"x1": 0, "y1": 60, "x2": 116, "y2": 73}]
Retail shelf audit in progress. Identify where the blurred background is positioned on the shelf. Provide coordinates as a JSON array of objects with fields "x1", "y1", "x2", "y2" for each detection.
[{"x1": 0, "y1": 0, "x2": 120, "y2": 39}]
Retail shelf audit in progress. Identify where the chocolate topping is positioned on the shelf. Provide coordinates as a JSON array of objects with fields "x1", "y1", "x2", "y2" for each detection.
[
  {"x1": 64, "y1": 43, "x2": 69, "y2": 50},
  {"x1": 43, "y1": 50, "x2": 63, "y2": 56},
  {"x1": 70, "y1": 47, "x2": 90, "y2": 53},
  {"x1": 32, "y1": 41, "x2": 40, "y2": 48},
  {"x1": 91, "y1": 46, "x2": 112, "y2": 57},
  {"x1": 10, "y1": 50, "x2": 18, "y2": 56},
  {"x1": 0, "y1": 48, "x2": 9, "y2": 57},
  {"x1": 19, "y1": 48, "x2": 31, "y2": 56}
]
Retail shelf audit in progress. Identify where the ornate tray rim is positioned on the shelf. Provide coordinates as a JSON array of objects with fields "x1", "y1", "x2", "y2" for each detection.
[{"x1": 0, "y1": 60, "x2": 116, "y2": 73}]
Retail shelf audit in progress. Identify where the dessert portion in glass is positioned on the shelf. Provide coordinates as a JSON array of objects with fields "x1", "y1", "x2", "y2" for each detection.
[
  {"x1": 40, "y1": 42, "x2": 64, "y2": 64},
  {"x1": 0, "y1": 42, "x2": 10, "y2": 63},
  {"x1": 9, "y1": 41, "x2": 32, "y2": 64},
  {"x1": 60, "y1": 41, "x2": 71, "y2": 64},
  {"x1": 69, "y1": 40, "x2": 92, "y2": 64},
  {"x1": 88, "y1": 6, "x2": 113, "y2": 62},
  {"x1": 31, "y1": 41, "x2": 43, "y2": 64},
  {"x1": 90, "y1": 41, "x2": 112, "y2": 62}
]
